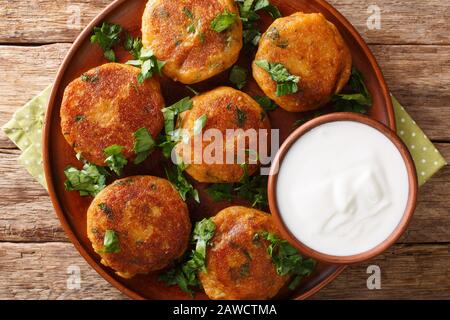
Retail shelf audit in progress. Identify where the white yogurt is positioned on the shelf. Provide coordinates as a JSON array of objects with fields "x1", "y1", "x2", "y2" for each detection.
[{"x1": 276, "y1": 121, "x2": 409, "y2": 256}]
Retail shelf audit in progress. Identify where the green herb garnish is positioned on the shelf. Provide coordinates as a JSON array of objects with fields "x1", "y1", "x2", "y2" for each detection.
[
  {"x1": 254, "y1": 95, "x2": 278, "y2": 112},
  {"x1": 104, "y1": 145, "x2": 128, "y2": 176},
  {"x1": 90, "y1": 22, "x2": 122, "y2": 62},
  {"x1": 211, "y1": 10, "x2": 237, "y2": 33},
  {"x1": 161, "y1": 97, "x2": 193, "y2": 135},
  {"x1": 80, "y1": 73, "x2": 99, "y2": 83},
  {"x1": 182, "y1": 7, "x2": 194, "y2": 19},
  {"x1": 236, "y1": 108, "x2": 247, "y2": 127},
  {"x1": 165, "y1": 163, "x2": 200, "y2": 203},
  {"x1": 74, "y1": 115, "x2": 85, "y2": 122},
  {"x1": 332, "y1": 67, "x2": 372, "y2": 114},
  {"x1": 133, "y1": 128, "x2": 156, "y2": 164},
  {"x1": 98, "y1": 203, "x2": 114, "y2": 219},
  {"x1": 259, "y1": 231, "x2": 316, "y2": 290},
  {"x1": 237, "y1": 0, "x2": 282, "y2": 47},
  {"x1": 229, "y1": 65, "x2": 248, "y2": 89},
  {"x1": 124, "y1": 33, "x2": 143, "y2": 59},
  {"x1": 255, "y1": 60, "x2": 300, "y2": 96},
  {"x1": 159, "y1": 218, "x2": 216, "y2": 294},
  {"x1": 125, "y1": 47, "x2": 166, "y2": 83},
  {"x1": 193, "y1": 115, "x2": 208, "y2": 135},
  {"x1": 97, "y1": 230, "x2": 120, "y2": 254},
  {"x1": 64, "y1": 163, "x2": 108, "y2": 197}
]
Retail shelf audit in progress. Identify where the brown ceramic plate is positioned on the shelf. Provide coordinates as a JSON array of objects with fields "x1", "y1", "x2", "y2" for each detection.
[{"x1": 43, "y1": 0, "x2": 395, "y2": 300}]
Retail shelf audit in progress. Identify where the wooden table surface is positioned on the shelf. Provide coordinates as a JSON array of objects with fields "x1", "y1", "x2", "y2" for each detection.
[{"x1": 0, "y1": 0, "x2": 449, "y2": 300}]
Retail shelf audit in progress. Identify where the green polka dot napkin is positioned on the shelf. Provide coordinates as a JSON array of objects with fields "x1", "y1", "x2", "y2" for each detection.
[{"x1": 1, "y1": 86, "x2": 446, "y2": 189}]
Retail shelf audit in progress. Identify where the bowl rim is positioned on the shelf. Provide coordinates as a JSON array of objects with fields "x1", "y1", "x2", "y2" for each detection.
[
  {"x1": 42, "y1": 0, "x2": 396, "y2": 300},
  {"x1": 268, "y1": 112, "x2": 418, "y2": 265}
]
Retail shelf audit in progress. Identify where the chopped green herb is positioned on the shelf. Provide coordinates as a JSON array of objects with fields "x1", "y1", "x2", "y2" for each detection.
[
  {"x1": 159, "y1": 218, "x2": 216, "y2": 294},
  {"x1": 97, "y1": 230, "x2": 120, "y2": 254},
  {"x1": 162, "y1": 97, "x2": 193, "y2": 135},
  {"x1": 187, "y1": 23, "x2": 196, "y2": 33},
  {"x1": 64, "y1": 163, "x2": 108, "y2": 197},
  {"x1": 198, "y1": 32, "x2": 206, "y2": 43},
  {"x1": 81, "y1": 73, "x2": 99, "y2": 83},
  {"x1": 98, "y1": 203, "x2": 114, "y2": 219},
  {"x1": 332, "y1": 67, "x2": 372, "y2": 114},
  {"x1": 206, "y1": 183, "x2": 234, "y2": 202},
  {"x1": 165, "y1": 163, "x2": 199, "y2": 203},
  {"x1": 229, "y1": 65, "x2": 248, "y2": 89},
  {"x1": 185, "y1": 85, "x2": 200, "y2": 96},
  {"x1": 182, "y1": 7, "x2": 194, "y2": 19},
  {"x1": 125, "y1": 47, "x2": 166, "y2": 83},
  {"x1": 124, "y1": 33, "x2": 143, "y2": 59},
  {"x1": 193, "y1": 115, "x2": 208, "y2": 135},
  {"x1": 254, "y1": 96, "x2": 278, "y2": 112},
  {"x1": 104, "y1": 145, "x2": 128, "y2": 176},
  {"x1": 90, "y1": 22, "x2": 122, "y2": 62},
  {"x1": 211, "y1": 10, "x2": 237, "y2": 33},
  {"x1": 255, "y1": 60, "x2": 300, "y2": 96},
  {"x1": 74, "y1": 115, "x2": 85, "y2": 122},
  {"x1": 259, "y1": 231, "x2": 316, "y2": 290},
  {"x1": 236, "y1": 108, "x2": 247, "y2": 127},
  {"x1": 133, "y1": 128, "x2": 156, "y2": 164},
  {"x1": 266, "y1": 26, "x2": 279, "y2": 40}
]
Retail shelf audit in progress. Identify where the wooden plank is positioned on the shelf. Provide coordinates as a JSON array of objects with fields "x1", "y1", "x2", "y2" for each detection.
[
  {"x1": 0, "y1": 44, "x2": 449, "y2": 143},
  {"x1": 0, "y1": 242, "x2": 448, "y2": 299},
  {"x1": 315, "y1": 244, "x2": 450, "y2": 299},
  {"x1": 0, "y1": 144, "x2": 448, "y2": 243},
  {"x1": 0, "y1": 1, "x2": 449, "y2": 45}
]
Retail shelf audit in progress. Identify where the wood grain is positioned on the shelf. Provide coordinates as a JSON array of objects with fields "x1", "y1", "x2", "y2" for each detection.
[
  {"x1": 1, "y1": 1, "x2": 450, "y2": 45},
  {"x1": 0, "y1": 144, "x2": 448, "y2": 243},
  {"x1": 0, "y1": 242, "x2": 448, "y2": 300},
  {"x1": 0, "y1": 44, "x2": 449, "y2": 143}
]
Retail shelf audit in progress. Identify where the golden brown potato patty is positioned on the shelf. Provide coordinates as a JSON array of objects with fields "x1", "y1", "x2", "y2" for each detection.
[
  {"x1": 142, "y1": 0, "x2": 243, "y2": 84},
  {"x1": 253, "y1": 12, "x2": 352, "y2": 112},
  {"x1": 175, "y1": 87, "x2": 271, "y2": 183},
  {"x1": 199, "y1": 206, "x2": 288, "y2": 300},
  {"x1": 61, "y1": 63, "x2": 164, "y2": 166},
  {"x1": 87, "y1": 176, "x2": 191, "y2": 278}
]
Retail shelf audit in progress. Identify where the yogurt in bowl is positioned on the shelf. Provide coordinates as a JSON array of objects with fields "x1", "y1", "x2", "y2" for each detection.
[{"x1": 268, "y1": 113, "x2": 418, "y2": 264}]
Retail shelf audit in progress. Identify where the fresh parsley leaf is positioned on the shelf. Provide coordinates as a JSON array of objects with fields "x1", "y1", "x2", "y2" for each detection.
[
  {"x1": 124, "y1": 33, "x2": 143, "y2": 59},
  {"x1": 133, "y1": 128, "x2": 156, "y2": 164},
  {"x1": 96, "y1": 229, "x2": 120, "y2": 254},
  {"x1": 255, "y1": 60, "x2": 300, "y2": 96},
  {"x1": 104, "y1": 145, "x2": 128, "y2": 176},
  {"x1": 162, "y1": 97, "x2": 193, "y2": 135},
  {"x1": 193, "y1": 115, "x2": 208, "y2": 135},
  {"x1": 236, "y1": 108, "x2": 247, "y2": 127},
  {"x1": 159, "y1": 218, "x2": 216, "y2": 294},
  {"x1": 74, "y1": 115, "x2": 85, "y2": 122},
  {"x1": 90, "y1": 22, "x2": 122, "y2": 62},
  {"x1": 206, "y1": 183, "x2": 234, "y2": 202},
  {"x1": 332, "y1": 67, "x2": 372, "y2": 114},
  {"x1": 254, "y1": 95, "x2": 278, "y2": 112},
  {"x1": 259, "y1": 231, "x2": 316, "y2": 290},
  {"x1": 182, "y1": 7, "x2": 194, "y2": 19},
  {"x1": 81, "y1": 73, "x2": 99, "y2": 83},
  {"x1": 211, "y1": 10, "x2": 237, "y2": 33},
  {"x1": 126, "y1": 47, "x2": 166, "y2": 83},
  {"x1": 229, "y1": 65, "x2": 248, "y2": 89},
  {"x1": 64, "y1": 163, "x2": 108, "y2": 197},
  {"x1": 165, "y1": 163, "x2": 200, "y2": 203}
]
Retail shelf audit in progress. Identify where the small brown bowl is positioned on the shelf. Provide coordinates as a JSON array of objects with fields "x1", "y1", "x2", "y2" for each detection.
[{"x1": 268, "y1": 112, "x2": 418, "y2": 265}]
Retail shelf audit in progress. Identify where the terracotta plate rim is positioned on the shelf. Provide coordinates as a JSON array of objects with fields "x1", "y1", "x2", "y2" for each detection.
[{"x1": 43, "y1": 0, "x2": 395, "y2": 300}]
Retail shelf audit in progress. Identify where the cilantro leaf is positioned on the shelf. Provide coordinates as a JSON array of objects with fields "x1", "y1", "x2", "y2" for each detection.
[
  {"x1": 332, "y1": 67, "x2": 372, "y2": 114},
  {"x1": 229, "y1": 65, "x2": 248, "y2": 89},
  {"x1": 211, "y1": 10, "x2": 237, "y2": 33},
  {"x1": 159, "y1": 218, "x2": 216, "y2": 294},
  {"x1": 259, "y1": 231, "x2": 316, "y2": 290},
  {"x1": 64, "y1": 163, "x2": 108, "y2": 197},
  {"x1": 90, "y1": 22, "x2": 122, "y2": 62},
  {"x1": 255, "y1": 60, "x2": 300, "y2": 96},
  {"x1": 126, "y1": 47, "x2": 166, "y2": 83},
  {"x1": 104, "y1": 145, "x2": 128, "y2": 176},
  {"x1": 165, "y1": 163, "x2": 200, "y2": 203},
  {"x1": 162, "y1": 97, "x2": 193, "y2": 135},
  {"x1": 133, "y1": 128, "x2": 156, "y2": 164},
  {"x1": 124, "y1": 33, "x2": 143, "y2": 59},
  {"x1": 254, "y1": 95, "x2": 278, "y2": 112},
  {"x1": 193, "y1": 115, "x2": 208, "y2": 135},
  {"x1": 80, "y1": 73, "x2": 99, "y2": 83},
  {"x1": 96, "y1": 230, "x2": 120, "y2": 254}
]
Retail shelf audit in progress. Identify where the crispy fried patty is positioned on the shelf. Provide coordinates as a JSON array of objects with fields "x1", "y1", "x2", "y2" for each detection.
[
  {"x1": 174, "y1": 87, "x2": 271, "y2": 183},
  {"x1": 61, "y1": 63, "x2": 164, "y2": 166},
  {"x1": 87, "y1": 176, "x2": 191, "y2": 278},
  {"x1": 199, "y1": 206, "x2": 288, "y2": 300},
  {"x1": 253, "y1": 12, "x2": 352, "y2": 112},
  {"x1": 142, "y1": 0, "x2": 243, "y2": 84}
]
